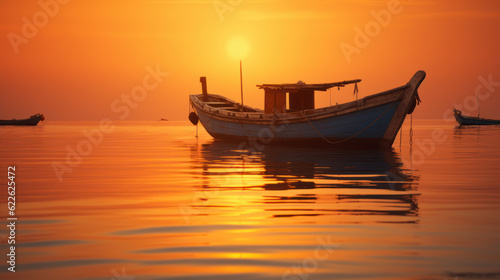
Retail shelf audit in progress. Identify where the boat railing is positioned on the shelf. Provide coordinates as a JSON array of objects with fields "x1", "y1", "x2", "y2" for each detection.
[{"x1": 191, "y1": 83, "x2": 407, "y2": 121}]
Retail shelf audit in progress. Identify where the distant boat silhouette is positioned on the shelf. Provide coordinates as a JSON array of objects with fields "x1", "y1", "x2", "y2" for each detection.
[
  {"x1": 453, "y1": 108, "x2": 500, "y2": 126},
  {"x1": 189, "y1": 71, "x2": 426, "y2": 148},
  {"x1": 160, "y1": 118, "x2": 169, "y2": 121},
  {"x1": 0, "y1": 113, "x2": 45, "y2": 126}
]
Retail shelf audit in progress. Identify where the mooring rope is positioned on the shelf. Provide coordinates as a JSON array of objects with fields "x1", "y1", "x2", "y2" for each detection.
[
  {"x1": 354, "y1": 82, "x2": 359, "y2": 100},
  {"x1": 399, "y1": 125, "x2": 402, "y2": 151},
  {"x1": 409, "y1": 113, "x2": 413, "y2": 169},
  {"x1": 301, "y1": 101, "x2": 398, "y2": 145}
]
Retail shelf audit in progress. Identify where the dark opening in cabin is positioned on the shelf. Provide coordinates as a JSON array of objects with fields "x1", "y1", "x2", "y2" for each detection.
[
  {"x1": 262, "y1": 88, "x2": 315, "y2": 114},
  {"x1": 264, "y1": 89, "x2": 287, "y2": 114},
  {"x1": 257, "y1": 80, "x2": 361, "y2": 114},
  {"x1": 289, "y1": 89, "x2": 315, "y2": 112}
]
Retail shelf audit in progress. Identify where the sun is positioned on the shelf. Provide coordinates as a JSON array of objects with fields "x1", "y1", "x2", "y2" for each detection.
[{"x1": 227, "y1": 36, "x2": 251, "y2": 60}]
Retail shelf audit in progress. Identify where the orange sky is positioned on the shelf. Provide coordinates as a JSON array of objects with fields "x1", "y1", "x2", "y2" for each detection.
[{"x1": 1, "y1": 0, "x2": 500, "y2": 121}]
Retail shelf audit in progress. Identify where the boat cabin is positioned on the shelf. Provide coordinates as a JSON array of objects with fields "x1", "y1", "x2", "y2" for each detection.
[{"x1": 256, "y1": 80, "x2": 361, "y2": 114}]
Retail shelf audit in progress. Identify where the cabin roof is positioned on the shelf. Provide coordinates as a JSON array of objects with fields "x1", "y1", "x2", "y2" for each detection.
[{"x1": 256, "y1": 79, "x2": 361, "y2": 92}]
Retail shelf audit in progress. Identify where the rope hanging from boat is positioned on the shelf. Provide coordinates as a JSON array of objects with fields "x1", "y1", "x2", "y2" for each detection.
[
  {"x1": 353, "y1": 82, "x2": 359, "y2": 100},
  {"x1": 399, "y1": 125, "x2": 402, "y2": 150},
  {"x1": 188, "y1": 101, "x2": 199, "y2": 137},
  {"x1": 301, "y1": 101, "x2": 397, "y2": 145},
  {"x1": 409, "y1": 114, "x2": 413, "y2": 145},
  {"x1": 409, "y1": 113, "x2": 413, "y2": 169}
]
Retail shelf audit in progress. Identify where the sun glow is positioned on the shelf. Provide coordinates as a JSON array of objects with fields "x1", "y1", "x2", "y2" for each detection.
[{"x1": 227, "y1": 36, "x2": 251, "y2": 60}]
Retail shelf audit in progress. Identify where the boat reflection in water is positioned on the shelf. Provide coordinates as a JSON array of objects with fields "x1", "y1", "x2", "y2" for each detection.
[{"x1": 192, "y1": 140, "x2": 419, "y2": 224}]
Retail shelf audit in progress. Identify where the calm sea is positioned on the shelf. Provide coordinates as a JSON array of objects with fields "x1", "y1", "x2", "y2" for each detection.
[{"x1": 1, "y1": 120, "x2": 500, "y2": 280}]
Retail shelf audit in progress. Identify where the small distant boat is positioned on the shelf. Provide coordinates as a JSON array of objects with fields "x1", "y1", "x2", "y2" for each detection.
[
  {"x1": 160, "y1": 118, "x2": 169, "y2": 121},
  {"x1": 189, "y1": 71, "x2": 426, "y2": 148},
  {"x1": 0, "y1": 113, "x2": 45, "y2": 126},
  {"x1": 453, "y1": 108, "x2": 500, "y2": 126}
]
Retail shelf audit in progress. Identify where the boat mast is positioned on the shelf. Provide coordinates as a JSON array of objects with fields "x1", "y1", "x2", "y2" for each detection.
[
  {"x1": 476, "y1": 90, "x2": 480, "y2": 117},
  {"x1": 240, "y1": 60, "x2": 244, "y2": 111}
]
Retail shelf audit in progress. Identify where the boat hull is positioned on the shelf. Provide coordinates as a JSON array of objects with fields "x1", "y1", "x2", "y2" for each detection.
[
  {"x1": 0, "y1": 115, "x2": 43, "y2": 126},
  {"x1": 455, "y1": 114, "x2": 500, "y2": 126},
  {"x1": 197, "y1": 102, "x2": 400, "y2": 147},
  {"x1": 190, "y1": 71, "x2": 426, "y2": 148}
]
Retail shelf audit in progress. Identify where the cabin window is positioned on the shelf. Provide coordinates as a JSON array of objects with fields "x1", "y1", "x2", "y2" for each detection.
[
  {"x1": 289, "y1": 89, "x2": 315, "y2": 111},
  {"x1": 264, "y1": 89, "x2": 286, "y2": 114}
]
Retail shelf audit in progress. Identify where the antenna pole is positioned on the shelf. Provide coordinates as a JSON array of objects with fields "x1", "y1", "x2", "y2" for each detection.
[
  {"x1": 240, "y1": 60, "x2": 244, "y2": 112},
  {"x1": 477, "y1": 90, "x2": 480, "y2": 117}
]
